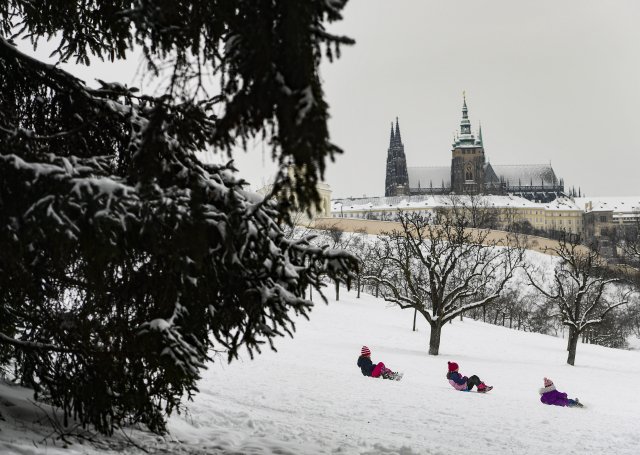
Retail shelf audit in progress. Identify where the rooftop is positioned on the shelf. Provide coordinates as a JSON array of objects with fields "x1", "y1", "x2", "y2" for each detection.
[
  {"x1": 332, "y1": 194, "x2": 550, "y2": 212},
  {"x1": 574, "y1": 197, "x2": 640, "y2": 213}
]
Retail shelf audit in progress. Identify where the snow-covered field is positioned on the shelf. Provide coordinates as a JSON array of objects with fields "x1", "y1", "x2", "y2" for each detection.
[{"x1": 2, "y1": 289, "x2": 639, "y2": 454}]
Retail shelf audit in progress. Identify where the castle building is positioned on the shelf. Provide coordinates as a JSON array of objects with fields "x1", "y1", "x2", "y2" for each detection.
[
  {"x1": 331, "y1": 194, "x2": 584, "y2": 236},
  {"x1": 385, "y1": 95, "x2": 565, "y2": 202}
]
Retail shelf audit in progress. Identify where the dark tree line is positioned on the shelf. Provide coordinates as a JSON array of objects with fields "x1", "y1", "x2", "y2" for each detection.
[{"x1": 0, "y1": 0, "x2": 357, "y2": 435}]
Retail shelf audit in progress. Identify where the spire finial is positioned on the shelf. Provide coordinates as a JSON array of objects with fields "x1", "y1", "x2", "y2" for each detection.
[
  {"x1": 395, "y1": 117, "x2": 402, "y2": 145},
  {"x1": 461, "y1": 91, "x2": 469, "y2": 119},
  {"x1": 459, "y1": 92, "x2": 471, "y2": 136}
]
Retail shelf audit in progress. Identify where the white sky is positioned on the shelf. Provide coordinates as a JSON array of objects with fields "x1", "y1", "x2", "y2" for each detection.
[
  {"x1": 318, "y1": 0, "x2": 640, "y2": 198},
  {"x1": 19, "y1": 0, "x2": 640, "y2": 198}
]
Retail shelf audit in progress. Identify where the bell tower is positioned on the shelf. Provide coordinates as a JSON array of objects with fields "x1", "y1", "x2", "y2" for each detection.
[{"x1": 451, "y1": 93, "x2": 486, "y2": 194}]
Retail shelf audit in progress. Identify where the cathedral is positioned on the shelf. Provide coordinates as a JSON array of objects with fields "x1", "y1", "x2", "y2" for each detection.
[{"x1": 385, "y1": 95, "x2": 565, "y2": 202}]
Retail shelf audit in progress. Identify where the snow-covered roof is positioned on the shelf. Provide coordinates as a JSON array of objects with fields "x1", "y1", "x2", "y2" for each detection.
[
  {"x1": 574, "y1": 197, "x2": 640, "y2": 213},
  {"x1": 332, "y1": 194, "x2": 544, "y2": 212},
  {"x1": 491, "y1": 164, "x2": 559, "y2": 187},
  {"x1": 407, "y1": 166, "x2": 451, "y2": 190},
  {"x1": 542, "y1": 197, "x2": 582, "y2": 212}
]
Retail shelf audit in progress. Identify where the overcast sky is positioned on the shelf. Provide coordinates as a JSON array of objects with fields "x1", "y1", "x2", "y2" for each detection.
[
  {"x1": 22, "y1": 0, "x2": 640, "y2": 198},
  {"x1": 318, "y1": 0, "x2": 640, "y2": 199}
]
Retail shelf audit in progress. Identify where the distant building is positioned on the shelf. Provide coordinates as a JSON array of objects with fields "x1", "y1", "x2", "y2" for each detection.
[
  {"x1": 332, "y1": 194, "x2": 583, "y2": 236},
  {"x1": 575, "y1": 197, "x2": 640, "y2": 256},
  {"x1": 385, "y1": 95, "x2": 565, "y2": 202},
  {"x1": 576, "y1": 197, "x2": 640, "y2": 233}
]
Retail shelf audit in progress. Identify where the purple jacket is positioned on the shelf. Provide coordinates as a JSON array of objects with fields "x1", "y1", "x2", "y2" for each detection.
[{"x1": 539, "y1": 386, "x2": 570, "y2": 406}]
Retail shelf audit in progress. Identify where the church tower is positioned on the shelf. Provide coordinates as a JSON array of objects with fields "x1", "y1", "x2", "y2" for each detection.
[
  {"x1": 451, "y1": 94, "x2": 487, "y2": 194},
  {"x1": 384, "y1": 117, "x2": 410, "y2": 197}
]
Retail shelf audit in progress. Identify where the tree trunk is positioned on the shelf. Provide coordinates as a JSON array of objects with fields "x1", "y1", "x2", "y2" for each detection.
[
  {"x1": 566, "y1": 326, "x2": 575, "y2": 351},
  {"x1": 567, "y1": 330, "x2": 580, "y2": 366},
  {"x1": 428, "y1": 322, "x2": 443, "y2": 355},
  {"x1": 482, "y1": 306, "x2": 486, "y2": 323},
  {"x1": 357, "y1": 275, "x2": 361, "y2": 298},
  {"x1": 412, "y1": 309, "x2": 417, "y2": 332},
  {"x1": 309, "y1": 285, "x2": 312, "y2": 301},
  {"x1": 335, "y1": 280, "x2": 339, "y2": 301}
]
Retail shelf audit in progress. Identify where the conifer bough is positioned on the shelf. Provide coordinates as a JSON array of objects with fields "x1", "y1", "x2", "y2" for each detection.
[{"x1": 0, "y1": 0, "x2": 356, "y2": 435}]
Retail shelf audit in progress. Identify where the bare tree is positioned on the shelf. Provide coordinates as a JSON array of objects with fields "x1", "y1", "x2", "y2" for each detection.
[
  {"x1": 579, "y1": 298, "x2": 632, "y2": 349},
  {"x1": 527, "y1": 234, "x2": 634, "y2": 365},
  {"x1": 314, "y1": 223, "x2": 368, "y2": 301},
  {"x1": 366, "y1": 211, "x2": 524, "y2": 355},
  {"x1": 360, "y1": 240, "x2": 395, "y2": 299},
  {"x1": 345, "y1": 229, "x2": 379, "y2": 299},
  {"x1": 436, "y1": 194, "x2": 500, "y2": 229},
  {"x1": 625, "y1": 297, "x2": 640, "y2": 339}
]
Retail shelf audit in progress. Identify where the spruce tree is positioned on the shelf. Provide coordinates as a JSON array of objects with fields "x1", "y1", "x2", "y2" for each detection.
[{"x1": 0, "y1": 0, "x2": 356, "y2": 434}]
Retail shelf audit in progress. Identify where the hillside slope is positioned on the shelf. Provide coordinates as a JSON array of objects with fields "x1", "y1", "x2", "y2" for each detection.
[{"x1": 1, "y1": 289, "x2": 639, "y2": 454}]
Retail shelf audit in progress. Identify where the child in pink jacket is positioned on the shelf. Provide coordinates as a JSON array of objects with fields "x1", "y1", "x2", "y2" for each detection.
[{"x1": 446, "y1": 361, "x2": 492, "y2": 392}]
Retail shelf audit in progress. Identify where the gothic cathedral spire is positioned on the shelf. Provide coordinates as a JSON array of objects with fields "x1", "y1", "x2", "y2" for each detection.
[{"x1": 385, "y1": 117, "x2": 409, "y2": 197}]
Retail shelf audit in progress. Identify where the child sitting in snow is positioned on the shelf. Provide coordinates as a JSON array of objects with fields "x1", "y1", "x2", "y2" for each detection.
[
  {"x1": 446, "y1": 361, "x2": 492, "y2": 392},
  {"x1": 357, "y1": 346, "x2": 402, "y2": 380},
  {"x1": 539, "y1": 377, "x2": 583, "y2": 407}
]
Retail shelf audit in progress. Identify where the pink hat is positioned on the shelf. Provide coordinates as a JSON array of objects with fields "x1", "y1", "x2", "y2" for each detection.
[
  {"x1": 361, "y1": 346, "x2": 371, "y2": 356},
  {"x1": 543, "y1": 377, "x2": 554, "y2": 387},
  {"x1": 447, "y1": 361, "x2": 459, "y2": 372}
]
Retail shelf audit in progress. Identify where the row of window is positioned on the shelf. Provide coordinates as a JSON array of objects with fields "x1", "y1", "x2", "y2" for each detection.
[
  {"x1": 333, "y1": 212, "x2": 584, "y2": 233},
  {"x1": 335, "y1": 210, "x2": 583, "y2": 225}
]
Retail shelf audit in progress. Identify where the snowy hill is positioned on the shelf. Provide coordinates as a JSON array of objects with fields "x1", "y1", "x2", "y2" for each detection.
[{"x1": 2, "y1": 289, "x2": 639, "y2": 454}]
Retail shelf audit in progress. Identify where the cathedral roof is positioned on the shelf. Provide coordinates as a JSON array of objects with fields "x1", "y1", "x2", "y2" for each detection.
[
  {"x1": 491, "y1": 164, "x2": 559, "y2": 187},
  {"x1": 406, "y1": 164, "x2": 561, "y2": 190},
  {"x1": 483, "y1": 163, "x2": 500, "y2": 183},
  {"x1": 407, "y1": 166, "x2": 451, "y2": 189}
]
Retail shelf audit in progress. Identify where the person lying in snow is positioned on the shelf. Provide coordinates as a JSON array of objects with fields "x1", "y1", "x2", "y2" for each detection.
[
  {"x1": 539, "y1": 377, "x2": 583, "y2": 407},
  {"x1": 446, "y1": 361, "x2": 493, "y2": 392},
  {"x1": 357, "y1": 346, "x2": 402, "y2": 380}
]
